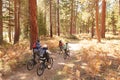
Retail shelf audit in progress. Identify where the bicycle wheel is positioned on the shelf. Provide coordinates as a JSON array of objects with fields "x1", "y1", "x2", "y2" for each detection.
[
  {"x1": 63, "y1": 50, "x2": 70, "y2": 60},
  {"x1": 67, "y1": 49, "x2": 70, "y2": 57},
  {"x1": 27, "y1": 59, "x2": 35, "y2": 70},
  {"x1": 47, "y1": 57, "x2": 53, "y2": 69},
  {"x1": 37, "y1": 63, "x2": 45, "y2": 76},
  {"x1": 63, "y1": 53, "x2": 67, "y2": 59}
]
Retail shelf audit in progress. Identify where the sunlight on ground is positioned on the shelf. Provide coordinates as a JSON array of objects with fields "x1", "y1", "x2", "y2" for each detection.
[
  {"x1": 57, "y1": 71, "x2": 62, "y2": 75},
  {"x1": 69, "y1": 39, "x2": 97, "y2": 51},
  {"x1": 19, "y1": 74, "x2": 28, "y2": 80},
  {"x1": 58, "y1": 62, "x2": 65, "y2": 65},
  {"x1": 58, "y1": 62, "x2": 75, "y2": 68}
]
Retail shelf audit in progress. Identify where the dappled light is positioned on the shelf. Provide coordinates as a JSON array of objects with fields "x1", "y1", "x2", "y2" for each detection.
[
  {"x1": 0, "y1": 35, "x2": 120, "y2": 80},
  {"x1": 0, "y1": 0, "x2": 120, "y2": 79}
]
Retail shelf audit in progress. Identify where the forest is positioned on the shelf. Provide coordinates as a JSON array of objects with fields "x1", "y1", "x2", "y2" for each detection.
[{"x1": 0, "y1": 0, "x2": 120, "y2": 80}]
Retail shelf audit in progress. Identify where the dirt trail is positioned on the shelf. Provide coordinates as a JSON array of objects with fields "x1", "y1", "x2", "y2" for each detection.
[
  {"x1": 3, "y1": 39, "x2": 120, "y2": 80},
  {"x1": 2, "y1": 44, "x2": 76, "y2": 80}
]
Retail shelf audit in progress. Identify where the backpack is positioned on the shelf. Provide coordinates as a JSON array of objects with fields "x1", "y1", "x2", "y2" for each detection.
[
  {"x1": 39, "y1": 49, "x2": 46, "y2": 57},
  {"x1": 32, "y1": 42, "x2": 36, "y2": 49}
]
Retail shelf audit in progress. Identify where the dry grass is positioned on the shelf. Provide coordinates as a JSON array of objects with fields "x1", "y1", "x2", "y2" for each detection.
[
  {"x1": 60, "y1": 38, "x2": 120, "y2": 80},
  {"x1": 0, "y1": 37, "x2": 61, "y2": 74},
  {"x1": 0, "y1": 34, "x2": 120, "y2": 80}
]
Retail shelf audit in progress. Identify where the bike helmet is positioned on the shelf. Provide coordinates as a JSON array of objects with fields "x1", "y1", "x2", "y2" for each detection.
[
  {"x1": 43, "y1": 44, "x2": 48, "y2": 48},
  {"x1": 59, "y1": 40, "x2": 61, "y2": 42},
  {"x1": 37, "y1": 39, "x2": 40, "y2": 42}
]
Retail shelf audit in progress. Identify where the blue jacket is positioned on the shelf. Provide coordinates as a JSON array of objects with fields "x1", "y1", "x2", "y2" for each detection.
[{"x1": 36, "y1": 41, "x2": 41, "y2": 49}]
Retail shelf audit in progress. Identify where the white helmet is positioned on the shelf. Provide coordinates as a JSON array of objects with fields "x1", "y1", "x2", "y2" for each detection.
[{"x1": 42, "y1": 44, "x2": 48, "y2": 48}]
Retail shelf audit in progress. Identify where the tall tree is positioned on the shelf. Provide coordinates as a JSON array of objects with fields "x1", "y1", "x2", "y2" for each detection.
[
  {"x1": 95, "y1": 0, "x2": 101, "y2": 42},
  {"x1": 101, "y1": 0, "x2": 106, "y2": 38},
  {"x1": 44, "y1": 0, "x2": 47, "y2": 35},
  {"x1": 38, "y1": 11, "x2": 47, "y2": 36},
  {"x1": 73, "y1": 0, "x2": 78, "y2": 34},
  {"x1": 50, "y1": 0, "x2": 53, "y2": 37},
  {"x1": 111, "y1": 11, "x2": 117, "y2": 35},
  {"x1": 53, "y1": 1, "x2": 57, "y2": 35},
  {"x1": 119, "y1": 0, "x2": 120, "y2": 15},
  {"x1": 21, "y1": 0, "x2": 29, "y2": 39},
  {"x1": 57, "y1": 0, "x2": 60, "y2": 36},
  {"x1": 0, "y1": 0, "x2": 3, "y2": 45},
  {"x1": 8, "y1": 0, "x2": 12, "y2": 42},
  {"x1": 14, "y1": 0, "x2": 20, "y2": 44},
  {"x1": 29, "y1": 0, "x2": 38, "y2": 49},
  {"x1": 70, "y1": 0, "x2": 74, "y2": 35}
]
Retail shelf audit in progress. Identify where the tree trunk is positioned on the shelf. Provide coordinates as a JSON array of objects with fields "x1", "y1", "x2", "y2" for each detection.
[
  {"x1": 95, "y1": 0, "x2": 101, "y2": 42},
  {"x1": 70, "y1": 0, "x2": 74, "y2": 35},
  {"x1": 29, "y1": 0, "x2": 38, "y2": 49},
  {"x1": 44, "y1": 0, "x2": 47, "y2": 36},
  {"x1": 91, "y1": 17, "x2": 95, "y2": 38},
  {"x1": 57, "y1": 0, "x2": 60, "y2": 36},
  {"x1": 119, "y1": 0, "x2": 120, "y2": 15},
  {"x1": 8, "y1": 0, "x2": 12, "y2": 42},
  {"x1": 0, "y1": 0, "x2": 3, "y2": 45},
  {"x1": 50, "y1": 0, "x2": 53, "y2": 38},
  {"x1": 101, "y1": 0, "x2": 106, "y2": 38},
  {"x1": 74, "y1": 0, "x2": 78, "y2": 34},
  {"x1": 54, "y1": 2, "x2": 57, "y2": 35},
  {"x1": 14, "y1": 0, "x2": 20, "y2": 44}
]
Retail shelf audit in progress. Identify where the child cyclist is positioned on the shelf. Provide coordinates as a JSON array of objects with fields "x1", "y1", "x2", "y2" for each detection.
[
  {"x1": 63, "y1": 43, "x2": 69, "y2": 55},
  {"x1": 32, "y1": 40, "x2": 50, "y2": 64},
  {"x1": 58, "y1": 40, "x2": 64, "y2": 54}
]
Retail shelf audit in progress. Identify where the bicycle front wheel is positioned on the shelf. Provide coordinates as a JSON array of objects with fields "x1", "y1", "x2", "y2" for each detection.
[
  {"x1": 27, "y1": 59, "x2": 35, "y2": 71},
  {"x1": 47, "y1": 57, "x2": 53, "y2": 69},
  {"x1": 37, "y1": 63, "x2": 45, "y2": 76}
]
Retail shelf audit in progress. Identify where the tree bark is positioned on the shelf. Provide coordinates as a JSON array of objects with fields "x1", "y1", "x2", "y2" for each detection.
[
  {"x1": 50, "y1": 0, "x2": 53, "y2": 37},
  {"x1": 70, "y1": 0, "x2": 74, "y2": 35},
  {"x1": 73, "y1": 0, "x2": 78, "y2": 34},
  {"x1": 14, "y1": 0, "x2": 20, "y2": 44},
  {"x1": 8, "y1": 0, "x2": 12, "y2": 42},
  {"x1": 95, "y1": 0, "x2": 101, "y2": 42},
  {"x1": 0, "y1": 0, "x2": 3, "y2": 45},
  {"x1": 119, "y1": 0, "x2": 120, "y2": 15},
  {"x1": 91, "y1": 17, "x2": 95, "y2": 38},
  {"x1": 54, "y1": 2, "x2": 57, "y2": 35},
  {"x1": 29, "y1": 0, "x2": 38, "y2": 49},
  {"x1": 57, "y1": 0, "x2": 60, "y2": 36},
  {"x1": 101, "y1": 0, "x2": 106, "y2": 38}
]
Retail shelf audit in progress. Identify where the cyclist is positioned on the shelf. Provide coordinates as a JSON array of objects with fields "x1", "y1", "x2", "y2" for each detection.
[
  {"x1": 32, "y1": 39, "x2": 41, "y2": 62},
  {"x1": 63, "y1": 42, "x2": 70, "y2": 58},
  {"x1": 58, "y1": 40, "x2": 64, "y2": 53},
  {"x1": 41, "y1": 44, "x2": 50, "y2": 63}
]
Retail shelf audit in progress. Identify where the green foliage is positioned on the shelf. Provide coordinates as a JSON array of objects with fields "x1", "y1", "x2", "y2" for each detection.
[
  {"x1": 117, "y1": 17, "x2": 120, "y2": 30},
  {"x1": 60, "y1": 0, "x2": 71, "y2": 33},
  {"x1": 23, "y1": 22, "x2": 30, "y2": 39},
  {"x1": 38, "y1": 11, "x2": 47, "y2": 36},
  {"x1": 106, "y1": 0, "x2": 119, "y2": 33}
]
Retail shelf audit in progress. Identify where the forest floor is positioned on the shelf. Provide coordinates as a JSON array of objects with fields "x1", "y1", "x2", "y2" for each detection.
[{"x1": 0, "y1": 34, "x2": 120, "y2": 80}]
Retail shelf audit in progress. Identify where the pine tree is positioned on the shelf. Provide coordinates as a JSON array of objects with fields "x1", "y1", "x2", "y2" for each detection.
[{"x1": 0, "y1": 0, "x2": 3, "y2": 44}]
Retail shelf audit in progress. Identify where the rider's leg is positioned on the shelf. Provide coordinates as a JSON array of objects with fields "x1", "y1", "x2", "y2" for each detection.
[
  {"x1": 64, "y1": 49, "x2": 67, "y2": 54},
  {"x1": 45, "y1": 52, "x2": 49, "y2": 63},
  {"x1": 33, "y1": 52, "x2": 37, "y2": 64}
]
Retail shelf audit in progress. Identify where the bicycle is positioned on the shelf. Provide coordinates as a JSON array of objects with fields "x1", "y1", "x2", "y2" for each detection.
[
  {"x1": 27, "y1": 53, "x2": 40, "y2": 71},
  {"x1": 37, "y1": 57, "x2": 53, "y2": 76},
  {"x1": 58, "y1": 46, "x2": 64, "y2": 55},
  {"x1": 63, "y1": 48, "x2": 70, "y2": 59},
  {"x1": 27, "y1": 48, "x2": 53, "y2": 71}
]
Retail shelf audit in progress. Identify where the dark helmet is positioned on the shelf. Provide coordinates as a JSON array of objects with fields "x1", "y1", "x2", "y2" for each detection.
[
  {"x1": 37, "y1": 39, "x2": 40, "y2": 42},
  {"x1": 59, "y1": 40, "x2": 62, "y2": 42}
]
